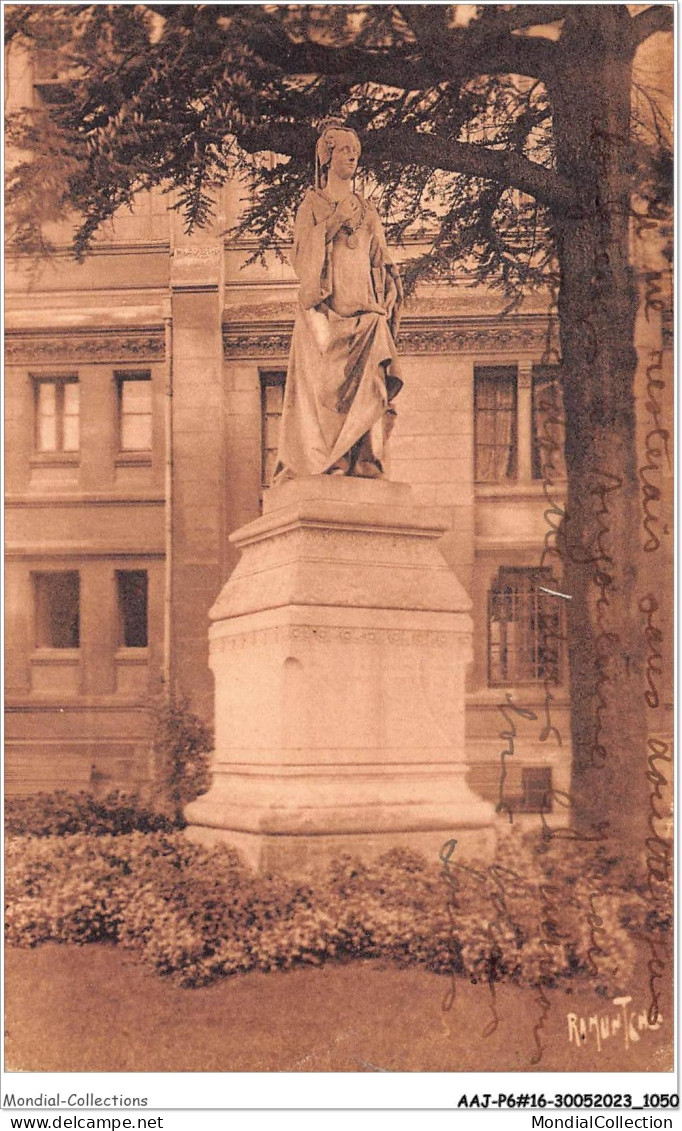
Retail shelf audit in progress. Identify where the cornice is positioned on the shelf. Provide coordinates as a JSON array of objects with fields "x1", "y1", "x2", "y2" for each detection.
[
  {"x1": 6, "y1": 494, "x2": 165, "y2": 508},
  {"x1": 6, "y1": 241, "x2": 170, "y2": 260},
  {"x1": 5, "y1": 326, "x2": 166, "y2": 364},
  {"x1": 5, "y1": 702, "x2": 153, "y2": 714},
  {"x1": 5, "y1": 543, "x2": 165, "y2": 559},
  {"x1": 398, "y1": 317, "x2": 558, "y2": 356},
  {"x1": 3, "y1": 309, "x2": 560, "y2": 363},
  {"x1": 222, "y1": 311, "x2": 559, "y2": 359}
]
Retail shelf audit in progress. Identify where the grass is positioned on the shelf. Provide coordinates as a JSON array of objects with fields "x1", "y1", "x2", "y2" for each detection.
[{"x1": 5, "y1": 944, "x2": 673, "y2": 1073}]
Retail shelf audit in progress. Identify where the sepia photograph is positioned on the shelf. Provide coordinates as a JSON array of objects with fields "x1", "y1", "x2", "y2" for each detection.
[{"x1": 3, "y1": 0, "x2": 675, "y2": 1089}]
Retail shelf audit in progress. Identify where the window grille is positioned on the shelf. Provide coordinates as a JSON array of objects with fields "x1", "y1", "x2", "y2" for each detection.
[
  {"x1": 519, "y1": 767, "x2": 553, "y2": 813},
  {"x1": 488, "y1": 567, "x2": 562, "y2": 685}
]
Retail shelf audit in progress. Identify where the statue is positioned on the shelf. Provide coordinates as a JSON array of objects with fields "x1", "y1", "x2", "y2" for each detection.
[{"x1": 272, "y1": 119, "x2": 404, "y2": 482}]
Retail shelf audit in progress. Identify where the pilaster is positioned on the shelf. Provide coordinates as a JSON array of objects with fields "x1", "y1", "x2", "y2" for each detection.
[
  {"x1": 517, "y1": 360, "x2": 533, "y2": 481},
  {"x1": 169, "y1": 232, "x2": 226, "y2": 715}
]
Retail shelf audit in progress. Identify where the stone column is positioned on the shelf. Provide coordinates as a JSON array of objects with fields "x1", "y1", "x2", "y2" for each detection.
[
  {"x1": 186, "y1": 476, "x2": 495, "y2": 871},
  {"x1": 169, "y1": 239, "x2": 226, "y2": 717}
]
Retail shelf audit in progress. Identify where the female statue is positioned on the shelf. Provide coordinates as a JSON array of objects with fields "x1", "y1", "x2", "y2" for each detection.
[{"x1": 272, "y1": 119, "x2": 404, "y2": 481}]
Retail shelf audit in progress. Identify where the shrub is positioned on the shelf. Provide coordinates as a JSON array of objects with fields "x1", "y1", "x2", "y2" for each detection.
[
  {"x1": 5, "y1": 827, "x2": 671, "y2": 994},
  {"x1": 150, "y1": 696, "x2": 213, "y2": 819},
  {"x1": 4, "y1": 790, "x2": 181, "y2": 838}
]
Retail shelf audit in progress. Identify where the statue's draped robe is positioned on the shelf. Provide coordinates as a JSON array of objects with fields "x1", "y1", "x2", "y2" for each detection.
[{"x1": 273, "y1": 189, "x2": 403, "y2": 482}]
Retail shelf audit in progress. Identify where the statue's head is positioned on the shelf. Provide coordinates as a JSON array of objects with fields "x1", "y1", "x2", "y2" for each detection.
[{"x1": 315, "y1": 119, "x2": 361, "y2": 187}]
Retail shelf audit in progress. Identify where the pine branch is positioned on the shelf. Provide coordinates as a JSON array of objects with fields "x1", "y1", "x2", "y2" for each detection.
[
  {"x1": 242, "y1": 26, "x2": 439, "y2": 89},
  {"x1": 241, "y1": 7, "x2": 556, "y2": 85}
]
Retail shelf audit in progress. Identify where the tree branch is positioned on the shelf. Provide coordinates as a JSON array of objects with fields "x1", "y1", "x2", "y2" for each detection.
[
  {"x1": 371, "y1": 126, "x2": 574, "y2": 210},
  {"x1": 391, "y1": 6, "x2": 558, "y2": 80},
  {"x1": 243, "y1": 25, "x2": 439, "y2": 89},
  {"x1": 483, "y1": 6, "x2": 572, "y2": 32},
  {"x1": 235, "y1": 121, "x2": 576, "y2": 212},
  {"x1": 395, "y1": 5, "x2": 451, "y2": 52},
  {"x1": 452, "y1": 29, "x2": 557, "y2": 81},
  {"x1": 242, "y1": 7, "x2": 556, "y2": 86},
  {"x1": 631, "y1": 5, "x2": 674, "y2": 46}
]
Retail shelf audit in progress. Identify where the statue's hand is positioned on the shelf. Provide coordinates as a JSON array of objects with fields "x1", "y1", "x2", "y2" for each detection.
[
  {"x1": 335, "y1": 196, "x2": 360, "y2": 226},
  {"x1": 384, "y1": 274, "x2": 398, "y2": 319},
  {"x1": 384, "y1": 267, "x2": 404, "y2": 337}
]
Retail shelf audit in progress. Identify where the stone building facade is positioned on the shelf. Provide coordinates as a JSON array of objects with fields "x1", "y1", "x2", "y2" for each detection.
[{"x1": 5, "y1": 47, "x2": 672, "y2": 826}]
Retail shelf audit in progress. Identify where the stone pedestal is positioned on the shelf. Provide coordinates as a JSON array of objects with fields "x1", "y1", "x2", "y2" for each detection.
[{"x1": 185, "y1": 477, "x2": 495, "y2": 871}]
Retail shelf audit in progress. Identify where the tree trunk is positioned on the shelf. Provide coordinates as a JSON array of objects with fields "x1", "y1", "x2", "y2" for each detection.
[{"x1": 549, "y1": 8, "x2": 648, "y2": 864}]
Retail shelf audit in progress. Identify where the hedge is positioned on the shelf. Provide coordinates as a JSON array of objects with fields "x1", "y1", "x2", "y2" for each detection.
[
  {"x1": 6, "y1": 825, "x2": 670, "y2": 993},
  {"x1": 4, "y1": 791, "x2": 183, "y2": 838}
]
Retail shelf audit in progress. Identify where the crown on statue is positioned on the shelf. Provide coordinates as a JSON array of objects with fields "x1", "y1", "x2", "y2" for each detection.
[
  {"x1": 314, "y1": 117, "x2": 361, "y2": 187},
  {"x1": 317, "y1": 115, "x2": 347, "y2": 137}
]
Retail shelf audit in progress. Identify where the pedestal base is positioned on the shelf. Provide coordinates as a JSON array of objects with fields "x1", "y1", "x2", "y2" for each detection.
[
  {"x1": 185, "y1": 477, "x2": 496, "y2": 871},
  {"x1": 185, "y1": 824, "x2": 496, "y2": 875}
]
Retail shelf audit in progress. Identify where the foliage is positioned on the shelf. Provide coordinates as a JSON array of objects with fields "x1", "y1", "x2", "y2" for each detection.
[
  {"x1": 4, "y1": 700, "x2": 212, "y2": 835},
  {"x1": 5, "y1": 5, "x2": 672, "y2": 303},
  {"x1": 4, "y1": 790, "x2": 182, "y2": 838},
  {"x1": 4, "y1": 4, "x2": 674, "y2": 857},
  {"x1": 5, "y1": 827, "x2": 671, "y2": 994},
  {"x1": 150, "y1": 696, "x2": 213, "y2": 819}
]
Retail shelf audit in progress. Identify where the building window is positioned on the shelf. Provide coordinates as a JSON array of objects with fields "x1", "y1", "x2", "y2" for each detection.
[
  {"x1": 261, "y1": 370, "x2": 286, "y2": 490},
  {"x1": 475, "y1": 363, "x2": 567, "y2": 485},
  {"x1": 34, "y1": 377, "x2": 79, "y2": 453},
  {"x1": 474, "y1": 366, "x2": 517, "y2": 482},
  {"x1": 488, "y1": 567, "x2": 562, "y2": 685},
  {"x1": 519, "y1": 767, "x2": 553, "y2": 813},
  {"x1": 532, "y1": 365, "x2": 566, "y2": 481},
  {"x1": 32, "y1": 48, "x2": 71, "y2": 105},
  {"x1": 116, "y1": 570, "x2": 148, "y2": 648},
  {"x1": 34, "y1": 572, "x2": 80, "y2": 648},
  {"x1": 117, "y1": 373, "x2": 152, "y2": 452}
]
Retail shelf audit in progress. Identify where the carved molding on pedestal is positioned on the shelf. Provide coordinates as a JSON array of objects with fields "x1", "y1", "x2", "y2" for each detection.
[{"x1": 212, "y1": 625, "x2": 452, "y2": 652}]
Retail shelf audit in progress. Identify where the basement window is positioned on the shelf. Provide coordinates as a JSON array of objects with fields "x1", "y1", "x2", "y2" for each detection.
[
  {"x1": 34, "y1": 571, "x2": 80, "y2": 649},
  {"x1": 116, "y1": 570, "x2": 148, "y2": 648}
]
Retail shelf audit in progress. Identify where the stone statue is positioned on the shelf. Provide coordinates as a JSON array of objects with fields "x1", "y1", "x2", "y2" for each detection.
[{"x1": 272, "y1": 119, "x2": 404, "y2": 482}]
